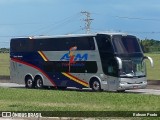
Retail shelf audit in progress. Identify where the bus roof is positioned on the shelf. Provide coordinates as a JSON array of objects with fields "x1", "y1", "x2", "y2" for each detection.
[
  {"x1": 11, "y1": 32, "x2": 133, "y2": 40},
  {"x1": 11, "y1": 34, "x2": 96, "y2": 40}
]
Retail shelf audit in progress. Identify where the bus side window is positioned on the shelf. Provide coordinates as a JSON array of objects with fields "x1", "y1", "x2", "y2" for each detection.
[
  {"x1": 75, "y1": 37, "x2": 95, "y2": 50},
  {"x1": 96, "y1": 35, "x2": 113, "y2": 53},
  {"x1": 53, "y1": 38, "x2": 76, "y2": 51},
  {"x1": 11, "y1": 38, "x2": 31, "y2": 52},
  {"x1": 108, "y1": 66, "x2": 113, "y2": 73},
  {"x1": 107, "y1": 60, "x2": 118, "y2": 77},
  {"x1": 105, "y1": 40, "x2": 113, "y2": 53},
  {"x1": 88, "y1": 37, "x2": 95, "y2": 50}
]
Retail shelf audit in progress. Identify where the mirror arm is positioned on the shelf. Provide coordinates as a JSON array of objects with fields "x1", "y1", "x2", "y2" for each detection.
[
  {"x1": 143, "y1": 56, "x2": 154, "y2": 67},
  {"x1": 115, "y1": 57, "x2": 122, "y2": 69}
]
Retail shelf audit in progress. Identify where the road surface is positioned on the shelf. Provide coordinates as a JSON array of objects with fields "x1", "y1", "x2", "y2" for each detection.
[{"x1": 0, "y1": 82, "x2": 159, "y2": 95}]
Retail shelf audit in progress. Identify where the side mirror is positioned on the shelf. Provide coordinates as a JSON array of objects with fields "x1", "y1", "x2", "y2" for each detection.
[
  {"x1": 115, "y1": 57, "x2": 122, "y2": 69},
  {"x1": 143, "y1": 56, "x2": 154, "y2": 67}
]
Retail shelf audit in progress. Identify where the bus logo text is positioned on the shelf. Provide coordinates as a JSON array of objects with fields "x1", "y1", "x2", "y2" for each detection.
[{"x1": 60, "y1": 53, "x2": 88, "y2": 61}]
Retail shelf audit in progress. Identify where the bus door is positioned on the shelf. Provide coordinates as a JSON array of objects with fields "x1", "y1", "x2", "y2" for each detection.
[
  {"x1": 107, "y1": 76, "x2": 118, "y2": 91},
  {"x1": 106, "y1": 59, "x2": 119, "y2": 91}
]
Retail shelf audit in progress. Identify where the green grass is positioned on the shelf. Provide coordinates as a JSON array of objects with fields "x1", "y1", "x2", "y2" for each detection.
[
  {"x1": 0, "y1": 87, "x2": 160, "y2": 111},
  {"x1": 0, "y1": 53, "x2": 9, "y2": 76},
  {"x1": 0, "y1": 53, "x2": 160, "y2": 80},
  {"x1": 145, "y1": 53, "x2": 160, "y2": 80}
]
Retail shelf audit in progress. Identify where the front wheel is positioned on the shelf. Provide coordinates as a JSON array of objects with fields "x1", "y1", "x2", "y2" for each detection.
[
  {"x1": 25, "y1": 76, "x2": 35, "y2": 89},
  {"x1": 91, "y1": 79, "x2": 101, "y2": 91},
  {"x1": 35, "y1": 77, "x2": 44, "y2": 89}
]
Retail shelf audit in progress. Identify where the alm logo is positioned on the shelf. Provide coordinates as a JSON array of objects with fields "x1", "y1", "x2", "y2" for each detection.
[
  {"x1": 60, "y1": 53, "x2": 88, "y2": 61},
  {"x1": 60, "y1": 46, "x2": 88, "y2": 72},
  {"x1": 60, "y1": 46, "x2": 88, "y2": 62}
]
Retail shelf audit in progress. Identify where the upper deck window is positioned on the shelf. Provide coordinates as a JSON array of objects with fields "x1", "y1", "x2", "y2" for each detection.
[
  {"x1": 10, "y1": 38, "x2": 33, "y2": 52},
  {"x1": 112, "y1": 35, "x2": 142, "y2": 54},
  {"x1": 96, "y1": 34, "x2": 113, "y2": 53},
  {"x1": 35, "y1": 36, "x2": 95, "y2": 51},
  {"x1": 10, "y1": 36, "x2": 95, "y2": 52}
]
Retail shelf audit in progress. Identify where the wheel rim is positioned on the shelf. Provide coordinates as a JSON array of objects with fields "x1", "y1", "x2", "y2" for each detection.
[
  {"x1": 27, "y1": 79, "x2": 33, "y2": 88},
  {"x1": 93, "y1": 81, "x2": 100, "y2": 91},
  {"x1": 36, "y1": 79, "x2": 43, "y2": 88}
]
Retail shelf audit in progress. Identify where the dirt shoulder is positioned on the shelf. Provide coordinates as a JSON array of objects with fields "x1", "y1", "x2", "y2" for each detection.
[
  {"x1": 148, "y1": 80, "x2": 160, "y2": 85},
  {"x1": 147, "y1": 80, "x2": 160, "y2": 90},
  {"x1": 146, "y1": 85, "x2": 160, "y2": 90}
]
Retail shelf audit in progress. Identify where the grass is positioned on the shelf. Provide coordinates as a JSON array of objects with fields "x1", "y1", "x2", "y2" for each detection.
[
  {"x1": 0, "y1": 53, "x2": 160, "y2": 80},
  {"x1": 0, "y1": 87, "x2": 160, "y2": 111},
  {"x1": 0, "y1": 53, "x2": 9, "y2": 76},
  {"x1": 145, "y1": 53, "x2": 160, "y2": 80}
]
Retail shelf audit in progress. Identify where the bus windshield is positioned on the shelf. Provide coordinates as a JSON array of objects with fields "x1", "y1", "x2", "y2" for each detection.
[
  {"x1": 120, "y1": 58, "x2": 146, "y2": 77},
  {"x1": 112, "y1": 35, "x2": 142, "y2": 54}
]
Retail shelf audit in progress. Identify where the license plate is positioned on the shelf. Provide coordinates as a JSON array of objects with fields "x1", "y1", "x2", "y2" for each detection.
[{"x1": 133, "y1": 86, "x2": 138, "y2": 89}]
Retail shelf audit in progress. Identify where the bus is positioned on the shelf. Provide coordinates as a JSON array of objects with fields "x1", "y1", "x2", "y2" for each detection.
[{"x1": 10, "y1": 33, "x2": 153, "y2": 91}]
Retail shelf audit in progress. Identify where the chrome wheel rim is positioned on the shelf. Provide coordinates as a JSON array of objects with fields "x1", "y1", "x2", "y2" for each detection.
[
  {"x1": 36, "y1": 79, "x2": 43, "y2": 88},
  {"x1": 93, "y1": 81, "x2": 100, "y2": 90},
  {"x1": 27, "y1": 79, "x2": 33, "y2": 88}
]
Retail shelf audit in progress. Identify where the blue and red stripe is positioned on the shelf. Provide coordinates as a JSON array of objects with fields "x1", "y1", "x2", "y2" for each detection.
[{"x1": 11, "y1": 58, "x2": 56, "y2": 87}]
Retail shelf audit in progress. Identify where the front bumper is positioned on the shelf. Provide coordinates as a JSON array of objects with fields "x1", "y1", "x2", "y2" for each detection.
[{"x1": 118, "y1": 81, "x2": 147, "y2": 90}]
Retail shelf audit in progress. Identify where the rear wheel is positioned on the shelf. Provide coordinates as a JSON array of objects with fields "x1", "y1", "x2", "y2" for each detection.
[
  {"x1": 35, "y1": 77, "x2": 43, "y2": 89},
  {"x1": 25, "y1": 76, "x2": 35, "y2": 89},
  {"x1": 91, "y1": 79, "x2": 101, "y2": 91}
]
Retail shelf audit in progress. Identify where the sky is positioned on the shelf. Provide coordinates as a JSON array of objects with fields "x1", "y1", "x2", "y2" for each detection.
[{"x1": 0, "y1": 0, "x2": 160, "y2": 48}]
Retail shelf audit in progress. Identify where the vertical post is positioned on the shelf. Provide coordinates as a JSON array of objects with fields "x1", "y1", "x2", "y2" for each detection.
[{"x1": 81, "y1": 11, "x2": 94, "y2": 34}]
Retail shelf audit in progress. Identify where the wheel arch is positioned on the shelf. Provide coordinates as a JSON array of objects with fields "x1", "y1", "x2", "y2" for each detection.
[
  {"x1": 89, "y1": 76, "x2": 101, "y2": 88},
  {"x1": 34, "y1": 74, "x2": 44, "y2": 89},
  {"x1": 34, "y1": 74, "x2": 44, "y2": 82},
  {"x1": 24, "y1": 73, "x2": 34, "y2": 83}
]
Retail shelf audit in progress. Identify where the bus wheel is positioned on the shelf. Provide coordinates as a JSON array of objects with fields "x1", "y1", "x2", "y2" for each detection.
[
  {"x1": 35, "y1": 77, "x2": 43, "y2": 89},
  {"x1": 25, "y1": 76, "x2": 35, "y2": 89},
  {"x1": 91, "y1": 79, "x2": 101, "y2": 91}
]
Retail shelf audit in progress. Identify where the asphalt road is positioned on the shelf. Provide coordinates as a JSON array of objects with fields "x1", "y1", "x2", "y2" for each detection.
[
  {"x1": 0, "y1": 81, "x2": 159, "y2": 95},
  {"x1": 0, "y1": 82, "x2": 24, "y2": 88},
  {"x1": 126, "y1": 88, "x2": 160, "y2": 95}
]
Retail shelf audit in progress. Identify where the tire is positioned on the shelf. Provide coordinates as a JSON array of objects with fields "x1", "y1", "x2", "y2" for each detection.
[
  {"x1": 91, "y1": 79, "x2": 101, "y2": 91},
  {"x1": 25, "y1": 76, "x2": 35, "y2": 89},
  {"x1": 35, "y1": 77, "x2": 43, "y2": 89}
]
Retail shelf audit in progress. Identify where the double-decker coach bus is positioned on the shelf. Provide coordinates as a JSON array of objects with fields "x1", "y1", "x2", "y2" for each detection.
[{"x1": 10, "y1": 33, "x2": 153, "y2": 91}]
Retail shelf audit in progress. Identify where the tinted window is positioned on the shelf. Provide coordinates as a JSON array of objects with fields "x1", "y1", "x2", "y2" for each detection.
[
  {"x1": 75, "y1": 37, "x2": 95, "y2": 50},
  {"x1": 35, "y1": 39, "x2": 54, "y2": 51},
  {"x1": 11, "y1": 36, "x2": 95, "y2": 52},
  {"x1": 102, "y1": 59, "x2": 118, "y2": 77},
  {"x1": 96, "y1": 34, "x2": 118, "y2": 76},
  {"x1": 10, "y1": 38, "x2": 34, "y2": 52},
  {"x1": 35, "y1": 37, "x2": 95, "y2": 51},
  {"x1": 112, "y1": 35, "x2": 142, "y2": 54},
  {"x1": 96, "y1": 34, "x2": 113, "y2": 53},
  {"x1": 43, "y1": 61, "x2": 97, "y2": 73}
]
